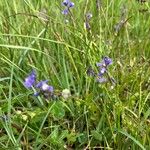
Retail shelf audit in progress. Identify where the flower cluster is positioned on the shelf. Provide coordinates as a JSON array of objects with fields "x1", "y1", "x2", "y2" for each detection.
[
  {"x1": 24, "y1": 70, "x2": 54, "y2": 98},
  {"x1": 24, "y1": 70, "x2": 72, "y2": 100},
  {"x1": 87, "y1": 56, "x2": 113, "y2": 83},
  {"x1": 85, "y1": 13, "x2": 92, "y2": 30},
  {"x1": 96, "y1": 56, "x2": 112, "y2": 83},
  {"x1": 62, "y1": 0, "x2": 74, "y2": 15}
]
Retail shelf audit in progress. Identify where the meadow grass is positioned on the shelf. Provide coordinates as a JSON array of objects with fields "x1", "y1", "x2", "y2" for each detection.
[{"x1": 0, "y1": 0, "x2": 150, "y2": 149}]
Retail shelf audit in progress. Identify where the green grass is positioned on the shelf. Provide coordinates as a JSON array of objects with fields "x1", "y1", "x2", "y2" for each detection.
[{"x1": 0, "y1": 0, "x2": 150, "y2": 149}]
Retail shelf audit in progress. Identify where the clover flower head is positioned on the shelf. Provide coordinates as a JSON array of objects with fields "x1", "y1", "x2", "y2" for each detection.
[
  {"x1": 62, "y1": 89, "x2": 71, "y2": 99},
  {"x1": 24, "y1": 70, "x2": 36, "y2": 88}
]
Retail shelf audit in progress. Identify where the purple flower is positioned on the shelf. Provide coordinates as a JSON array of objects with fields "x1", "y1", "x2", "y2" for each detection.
[
  {"x1": 96, "y1": 57, "x2": 112, "y2": 83},
  {"x1": 98, "y1": 67, "x2": 106, "y2": 76},
  {"x1": 87, "y1": 56, "x2": 114, "y2": 85},
  {"x1": 97, "y1": 77, "x2": 107, "y2": 83},
  {"x1": 85, "y1": 13, "x2": 92, "y2": 30},
  {"x1": 33, "y1": 92, "x2": 40, "y2": 97},
  {"x1": 62, "y1": 0, "x2": 74, "y2": 8},
  {"x1": 85, "y1": 22, "x2": 91, "y2": 30},
  {"x1": 36, "y1": 80, "x2": 48, "y2": 88},
  {"x1": 24, "y1": 70, "x2": 36, "y2": 88},
  {"x1": 62, "y1": 9, "x2": 69, "y2": 15},
  {"x1": 36, "y1": 80, "x2": 54, "y2": 92},
  {"x1": 104, "y1": 57, "x2": 112, "y2": 66},
  {"x1": 62, "y1": 0, "x2": 74, "y2": 15},
  {"x1": 97, "y1": 56, "x2": 112, "y2": 67}
]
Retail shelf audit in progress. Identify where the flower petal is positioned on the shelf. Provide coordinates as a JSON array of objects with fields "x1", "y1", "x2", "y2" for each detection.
[
  {"x1": 24, "y1": 70, "x2": 36, "y2": 88},
  {"x1": 62, "y1": 9, "x2": 69, "y2": 15}
]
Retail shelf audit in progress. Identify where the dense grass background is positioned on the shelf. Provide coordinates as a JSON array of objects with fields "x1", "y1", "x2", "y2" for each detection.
[{"x1": 0, "y1": 0, "x2": 150, "y2": 149}]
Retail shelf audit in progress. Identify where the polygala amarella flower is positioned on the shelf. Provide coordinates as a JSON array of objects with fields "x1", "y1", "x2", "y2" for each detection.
[
  {"x1": 24, "y1": 70, "x2": 54, "y2": 99},
  {"x1": 62, "y1": 9, "x2": 69, "y2": 15},
  {"x1": 97, "y1": 56, "x2": 112, "y2": 83},
  {"x1": 36, "y1": 80, "x2": 54, "y2": 92},
  {"x1": 87, "y1": 56, "x2": 113, "y2": 83},
  {"x1": 24, "y1": 70, "x2": 36, "y2": 88},
  {"x1": 62, "y1": 0, "x2": 74, "y2": 15},
  {"x1": 96, "y1": 77, "x2": 107, "y2": 83},
  {"x1": 85, "y1": 13, "x2": 92, "y2": 30},
  {"x1": 96, "y1": 56, "x2": 112, "y2": 68},
  {"x1": 85, "y1": 22, "x2": 91, "y2": 30},
  {"x1": 62, "y1": 0, "x2": 74, "y2": 8}
]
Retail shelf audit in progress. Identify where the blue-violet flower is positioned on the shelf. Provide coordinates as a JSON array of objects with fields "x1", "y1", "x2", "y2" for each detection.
[
  {"x1": 62, "y1": 0, "x2": 74, "y2": 15},
  {"x1": 97, "y1": 56, "x2": 112, "y2": 67},
  {"x1": 24, "y1": 70, "x2": 36, "y2": 88},
  {"x1": 96, "y1": 56, "x2": 112, "y2": 83},
  {"x1": 36, "y1": 80, "x2": 54, "y2": 92},
  {"x1": 62, "y1": 0, "x2": 74, "y2": 8}
]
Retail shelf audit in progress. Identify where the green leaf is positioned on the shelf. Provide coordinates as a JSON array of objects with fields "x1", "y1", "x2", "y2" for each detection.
[
  {"x1": 116, "y1": 129, "x2": 146, "y2": 150},
  {"x1": 91, "y1": 130, "x2": 102, "y2": 141},
  {"x1": 51, "y1": 101, "x2": 65, "y2": 119}
]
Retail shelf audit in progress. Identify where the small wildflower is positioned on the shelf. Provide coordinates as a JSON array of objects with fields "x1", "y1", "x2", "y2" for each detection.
[
  {"x1": 65, "y1": 19, "x2": 69, "y2": 24},
  {"x1": 110, "y1": 85, "x2": 115, "y2": 90},
  {"x1": 62, "y1": 0, "x2": 74, "y2": 8},
  {"x1": 97, "y1": 77, "x2": 107, "y2": 83},
  {"x1": 96, "y1": 56, "x2": 113, "y2": 83},
  {"x1": 86, "y1": 13, "x2": 92, "y2": 20},
  {"x1": 62, "y1": 89, "x2": 71, "y2": 99},
  {"x1": 98, "y1": 67, "x2": 106, "y2": 76},
  {"x1": 62, "y1": 0, "x2": 74, "y2": 15},
  {"x1": 24, "y1": 70, "x2": 36, "y2": 88},
  {"x1": 36, "y1": 80, "x2": 54, "y2": 92},
  {"x1": 33, "y1": 92, "x2": 40, "y2": 97},
  {"x1": 85, "y1": 13, "x2": 92, "y2": 30},
  {"x1": 85, "y1": 22, "x2": 91, "y2": 30},
  {"x1": 104, "y1": 57, "x2": 112, "y2": 66},
  {"x1": 62, "y1": 9, "x2": 69, "y2": 15},
  {"x1": 97, "y1": 56, "x2": 112, "y2": 67}
]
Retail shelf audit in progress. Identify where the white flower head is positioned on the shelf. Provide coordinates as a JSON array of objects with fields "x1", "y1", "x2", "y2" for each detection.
[{"x1": 62, "y1": 89, "x2": 71, "y2": 99}]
